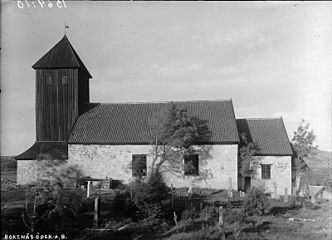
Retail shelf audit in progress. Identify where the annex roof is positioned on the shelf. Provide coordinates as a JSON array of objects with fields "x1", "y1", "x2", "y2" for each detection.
[
  {"x1": 32, "y1": 35, "x2": 92, "y2": 78},
  {"x1": 236, "y1": 118, "x2": 293, "y2": 156},
  {"x1": 15, "y1": 141, "x2": 68, "y2": 160},
  {"x1": 68, "y1": 100, "x2": 240, "y2": 145}
]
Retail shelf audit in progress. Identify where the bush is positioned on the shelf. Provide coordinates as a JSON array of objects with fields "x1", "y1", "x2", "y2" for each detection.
[
  {"x1": 130, "y1": 172, "x2": 169, "y2": 204},
  {"x1": 112, "y1": 191, "x2": 138, "y2": 220},
  {"x1": 242, "y1": 187, "x2": 269, "y2": 216},
  {"x1": 181, "y1": 206, "x2": 199, "y2": 220},
  {"x1": 224, "y1": 208, "x2": 245, "y2": 225}
]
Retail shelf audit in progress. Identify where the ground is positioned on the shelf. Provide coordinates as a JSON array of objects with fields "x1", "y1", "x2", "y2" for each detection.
[
  {"x1": 2, "y1": 186, "x2": 331, "y2": 240},
  {"x1": 1, "y1": 152, "x2": 331, "y2": 239}
]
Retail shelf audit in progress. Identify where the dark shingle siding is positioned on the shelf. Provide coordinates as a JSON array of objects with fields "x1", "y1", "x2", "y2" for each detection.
[
  {"x1": 68, "y1": 100, "x2": 240, "y2": 144},
  {"x1": 236, "y1": 118, "x2": 293, "y2": 156},
  {"x1": 32, "y1": 36, "x2": 92, "y2": 78},
  {"x1": 15, "y1": 141, "x2": 68, "y2": 160}
]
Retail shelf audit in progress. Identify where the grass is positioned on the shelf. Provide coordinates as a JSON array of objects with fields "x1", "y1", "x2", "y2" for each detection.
[
  {"x1": 1, "y1": 188, "x2": 26, "y2": 204},
  {"x1": 162, "y1": 200, "x2": 331, "y2": 240}
]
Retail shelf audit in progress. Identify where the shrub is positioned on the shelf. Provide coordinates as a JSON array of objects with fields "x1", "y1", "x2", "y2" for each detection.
[
  {"x1": 112, "y1": 191, "x2": 138, "y2": 219},
  {"x1": 22, "y1": 164, "x2": 86, "y2": 235},
  {"x1": 130, "y1": 172, "x2": 169, "y2": 204},
  {"x1": 181, "y1": 206, "x2": 199, "y2": 220},
  {"x1": 198, "y1": 206, "x2": 217, "y2": 221},
  {"x1": 242, "y1": 187, "x2": 269, "y2": 216},
  {"x1": 224, "y1": 208, "x2": 245, "y2": 225}
]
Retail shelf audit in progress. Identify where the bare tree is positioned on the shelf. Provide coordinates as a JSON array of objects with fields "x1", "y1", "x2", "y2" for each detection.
[
  {"x1": 146, "y1": 103, "x2": 211, "y2": 178},
  {"x1": 22, "y1": 155, "x2": 85, "y2": 234}
]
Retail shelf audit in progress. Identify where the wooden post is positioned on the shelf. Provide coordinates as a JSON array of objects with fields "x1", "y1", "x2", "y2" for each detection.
[
  {"x1": 218, "y1": 206, "x2": 226, "y2": 239},
  {"x1": 171, "y1": 184, "x2": 174, "y2": 211},
  {"x1": 93, "y1": 196, "x2": 101, "y2": 227},
  {"x1": 173, "y1": 211, "x2": 178, "y2": 227},
  {"x1": 87, "y1": 181, "x2": 91, "y2": 198},
  {"x1": 284, "y1": 188, "x2": 288, "y2": 203}
]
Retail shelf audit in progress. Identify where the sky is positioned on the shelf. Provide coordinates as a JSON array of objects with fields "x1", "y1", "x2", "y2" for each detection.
[{"x1": 1, "y1": 1, "x2": 331, "y2": 155}]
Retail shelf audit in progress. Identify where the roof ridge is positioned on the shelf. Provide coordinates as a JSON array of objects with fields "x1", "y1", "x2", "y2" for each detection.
[
  {"x1": 96, "y1": 99, "x2": 233, "y2": 105},
  {"x1": 238, "y1": 117, "x2": 283, "y2": 120}
]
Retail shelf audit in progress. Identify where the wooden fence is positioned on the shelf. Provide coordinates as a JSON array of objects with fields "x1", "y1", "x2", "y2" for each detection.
[{"x1": 162, "y1": 195, "x2": 244, "y2": 212}]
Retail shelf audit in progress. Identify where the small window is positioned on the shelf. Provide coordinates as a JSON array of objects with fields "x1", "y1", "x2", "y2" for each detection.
[
  {"x1": 184, "y1": 154, "x2": 199, "y2": 176},
  {"x1": 62, "y1": 76, "x2": 68, "y2": 85},
  {"x1": 132, "y1": 154, "x2": 147, "y2": 177},
  {"x1": 46, "y1": 76, "x2": 52, "y2": 85},
  {"x1": 261, "y1": 164, "x2": 271, "y2": 179}
]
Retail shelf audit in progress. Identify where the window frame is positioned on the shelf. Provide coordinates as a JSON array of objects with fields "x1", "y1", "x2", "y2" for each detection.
[
  {"x1": 132, "y1": 154, "x2": 147, "y2": 178},
  {"x1": 184, "y1": 154, "x2": 199, "y2": 176},
  {"x1": 261, "y1": 164, "x2": 271, "y2": 179}
]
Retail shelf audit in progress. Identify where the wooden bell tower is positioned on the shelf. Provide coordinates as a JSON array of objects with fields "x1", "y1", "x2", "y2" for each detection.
[{"x1": 32, "y1": 35, "x2": 92, "y2": 142}]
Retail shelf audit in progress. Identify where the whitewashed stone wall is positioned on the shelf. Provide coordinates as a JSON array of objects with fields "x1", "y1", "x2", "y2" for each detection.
[
  {"x1": 251, "y1": 156, "x2": 292, "y2": 196},
  {"x1": 68, "y1": 144, "x2": 238, "y2": 190}
]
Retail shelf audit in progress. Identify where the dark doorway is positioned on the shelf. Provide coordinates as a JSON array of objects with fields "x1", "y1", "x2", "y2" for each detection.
[{"x1": 245, "y1": 177, "x2": 251, "y2": 192}]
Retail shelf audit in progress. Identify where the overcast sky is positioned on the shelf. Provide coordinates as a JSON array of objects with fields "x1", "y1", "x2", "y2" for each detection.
[{"x1": 1, "y1": 1, "x2": 331, "y2": 155}]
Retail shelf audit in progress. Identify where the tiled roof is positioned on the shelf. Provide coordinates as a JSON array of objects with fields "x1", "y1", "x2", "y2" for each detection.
[
  {"x1": 236, "y1": 118, "x2": 293, "y2": 156},
  {"x1": 15, "y1": 141, "x2": 68, "y2": 160},
  {"x1": 68, "y1": 100, "x2": 240, "y2": 144},
  {"x1": 32, "y1": 35, "x2": 92, "y2": 78}
]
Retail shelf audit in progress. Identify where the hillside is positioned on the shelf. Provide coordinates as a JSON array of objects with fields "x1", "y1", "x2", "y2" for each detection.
[
  {"x1": 1, "y1": 156, "x2": 17, "y2": 171},
  {"x1": 304, "y1": 149, "x2": 331, "y2": 187},
  {"x1": 305, "y1": 149, "x2": 331, "y2": 169}
]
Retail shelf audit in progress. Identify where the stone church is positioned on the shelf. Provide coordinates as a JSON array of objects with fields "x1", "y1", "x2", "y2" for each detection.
[{"x1": 16, "y1": 35, "x2": 294, "y2": 196}]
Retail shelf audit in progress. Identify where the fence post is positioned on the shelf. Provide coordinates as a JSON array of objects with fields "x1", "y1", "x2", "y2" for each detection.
[
  {"x1": 171, "y1": 184, "x2": 174, "y2": 211},
  {"x1": 173, "y1": 211, "x2": 178, "y2": 231},
  {"x1": 218, "y1": 206, "x2": 226, "y2": 239},
  {"x1": 87, "y1": 181, "x2": 91, "y2": 198},
  {"x1": 93, "y1": 196, "x2": 101, "y2": 227}
]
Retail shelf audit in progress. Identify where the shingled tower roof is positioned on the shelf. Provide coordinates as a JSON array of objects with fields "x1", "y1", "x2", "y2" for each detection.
[{"x1": 32, "y1": 35, "x2": 92, "y2": 78}]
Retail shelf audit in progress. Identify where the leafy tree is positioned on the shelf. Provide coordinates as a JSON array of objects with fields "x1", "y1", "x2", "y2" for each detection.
[
  {"x1": 291, "y1": 120, "x2": 318, "y2": 195},
  {"x1": 147, "y1": 103, "x2": 211, "y2": 177},
  {"x1": 238, "y1": 132, "x2": 260, "y2": 191},
  {"x1": 292, "y1": 119, "x2": 318, "y2": 171},
  {"x1": 238, "y1": 133, "x2": 260, "y2": 177}
]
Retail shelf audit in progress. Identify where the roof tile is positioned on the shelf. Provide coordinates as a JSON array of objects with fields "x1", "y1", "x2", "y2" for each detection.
[
  {"x1": 236, "y1": 118, "x2": 293, "y2": 156},
  {"x1": 68, "y1": 100, "x2": 240, "y2": 144}
]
